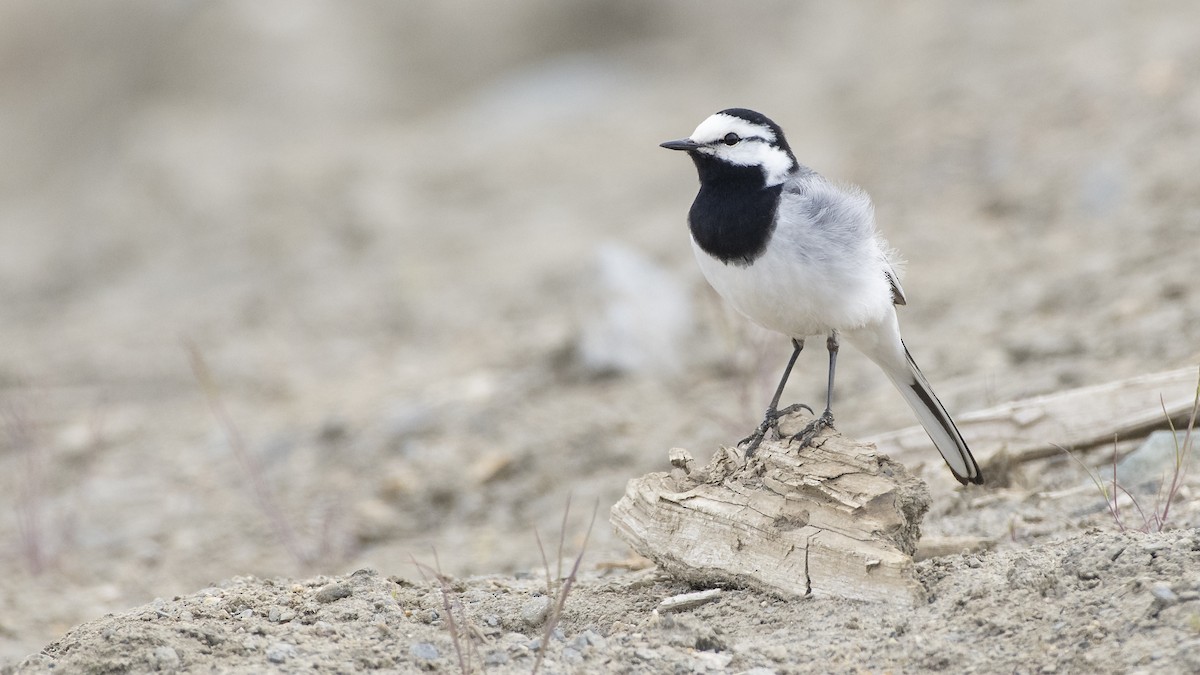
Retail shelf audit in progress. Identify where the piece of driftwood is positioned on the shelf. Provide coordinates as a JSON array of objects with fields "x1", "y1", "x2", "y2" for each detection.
[
  {"x1": 867, "y1": 366, "x2": 1200, "y2": 471},
  {"x1": 610, "y1": 411, "x2": 931, "y2": 606},
  {"x1": 658, "y1": 588, "x2": 723, "y2": 613}
]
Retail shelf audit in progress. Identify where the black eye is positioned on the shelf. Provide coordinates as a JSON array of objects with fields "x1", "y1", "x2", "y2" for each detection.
[{"x1": 722, "y1": 132, "x2": 740, "y2": 145}]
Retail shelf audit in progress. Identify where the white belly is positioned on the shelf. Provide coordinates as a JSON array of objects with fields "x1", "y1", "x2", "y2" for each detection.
[{"x1": 691, "y1": 235, "x2": 893, "y2": 339}]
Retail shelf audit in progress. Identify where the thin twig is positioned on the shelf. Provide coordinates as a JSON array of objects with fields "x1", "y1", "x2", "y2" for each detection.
[
  {"x1": 3, "y1": 400, "x2": 48, "y2": 574},
  {"x1": 555, "y1": 495, "x2": 571, "y2": 597},
  {"x1": 412, "y1": 551, "x2": 472, "y2": 674},
  {"x1": 1110, "y1": 437, "x2": 1125, "y2": 530},
  {"x1": 185, "y1": 341, "x2": 312, "y2": 566},
  {"x1": 1061, "y1": 367, "x2": 1200, "y2": 534},
  {"x1": 1114, "y1": 482, "x2": 1152, "y2": 532},
  {"x1": 532, "y1": 499, "x2": 598, "y2": 675},
  {"x1": 1156, "y1": 370, "x2": 1198, "y2": 528},
  {"x1": 1059, "y1": 442, "x2": 1125, "y2": 531},
  {"x1": 534, "y1": 528, "x2": 554, "y2": 598}
]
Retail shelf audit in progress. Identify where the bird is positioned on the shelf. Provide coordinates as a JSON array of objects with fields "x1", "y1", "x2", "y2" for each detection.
[{"x1": 660, "y1": 108, "x2": 982, "y2": 485}]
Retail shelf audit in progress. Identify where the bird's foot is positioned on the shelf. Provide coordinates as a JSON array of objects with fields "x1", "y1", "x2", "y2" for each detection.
[
  {"x1": 790, "y1": 408, "x2": 835, "y2": 448},
  {"x1": 740, "y1": 403, "x2": 814, "y2": 457}
]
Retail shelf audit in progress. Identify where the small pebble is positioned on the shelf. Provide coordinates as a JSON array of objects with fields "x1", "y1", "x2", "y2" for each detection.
[
  {"x1": 693, "y1": 651, "x2": 734, "y2": 669},
  {"x1": 484, "y1": 650, "x2": 509, "y2": 666},
  {"x1": 500, "y1": 631, "x2": 527, "y2": 642},
  {"x1": 521, "y1": 596, "x2": 552, "y2": 628},
  {"x1": 579, "y1": 629, "x2": 607, "y2": 649},
  {"x1": 411, "y1": 642, "x2": 439, "y2": 661},
  {"x1": 562, "y1": 647, "x2": 584, "y2": 663},
  {"x1": 1150, "y1": 583, "x2": 1179, "y2": 605},
  {"x1": 150, "y1": 646, "x2": 180, "y2": 669},
  {"x1": 315, "y1": 583, "x2": 352, "y2": 603},
  {"x1": 265, "y1": 642, "x2": 296, "y2": 664}
]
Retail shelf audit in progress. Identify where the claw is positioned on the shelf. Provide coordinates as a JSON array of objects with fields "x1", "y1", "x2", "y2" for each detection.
[
  {"x1": 738, "y1": 416, "x2": 775, "y2": 457},
  {"x1": 790, "y1": 409, "x2": 835, "y2": 448},
  {"x1": 777, "y1": 402, "x2": 814, "y2": 417},
  {"x1": 739, "y1": 403, "x2": 817, "y2": 457}
]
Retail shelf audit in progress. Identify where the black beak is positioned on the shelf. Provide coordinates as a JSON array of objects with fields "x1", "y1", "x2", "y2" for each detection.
[{"x1": 660, "y1": 138, "x2": 702, "y2": 151}]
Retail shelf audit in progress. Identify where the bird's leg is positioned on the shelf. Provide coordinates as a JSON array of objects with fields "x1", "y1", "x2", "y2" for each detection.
[
  {"x1": 740, "y1": 339, "x2": 813, "y2": 456},
  {"x1": 792, "y1": 331, "x2": 838, "y2": 447},
  {"x1": 822, "y1": 330, "x2": 838, "y2": 421}
]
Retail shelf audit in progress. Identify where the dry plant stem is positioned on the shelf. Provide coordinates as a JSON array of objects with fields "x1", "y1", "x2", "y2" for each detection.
[
  {"x1": 1062, "y1": 441, "x2": 1129, "y2": 532},
  {"x1": 534, "y1": 493, "x2": 574, "y2": 598},
  {"x1": 1110, "y1": 439, "x2": 1128, "y2": 531},
  {"x1": 534, "y1": 528, "x2": 553, "y2": 597},
  {"x1": 556, "y1": 496, "x2": 570, "y2": 595},
  {"x1": 185, "y1": 341, "x2": 313, "y2": 567},
  {"x1": 1062, "y1": 366, "x2": 1199, "y2": 533},
  {"x1": 1115, "y1": 482, "x2": 1153, "y2": 531},
  {"x1": 434, "y1": 548, "x2": 474, "y2": 672},
  {"x1": 411, "y1": 550, "x2": 474, "y2": 675},
  {"x1": 532, "y1": 499, "x2": 598, "y2": 675},
  {"x1": 4, "y1": 401, "x2": 48, "y2": 575},
  {"x1": 1156, "y1": 371, "x2": 1198, "y2": 526}
]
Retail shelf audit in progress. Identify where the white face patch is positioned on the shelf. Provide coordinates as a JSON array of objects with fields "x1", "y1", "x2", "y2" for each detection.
[
  {"x1": 685, "y1": 113, "x2": 795, "y2": 187},
  {"x1": 689, "y1": 113, "x2": 777, "y2": 145}
]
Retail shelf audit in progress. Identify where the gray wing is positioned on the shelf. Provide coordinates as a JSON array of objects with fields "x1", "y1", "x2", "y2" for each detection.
[
  {"x1": 785, "y1": 171, "x2": 908, "y2": 307},
  {"x1": 886, "y1": 265, "x2": 907, "y2": 306}
]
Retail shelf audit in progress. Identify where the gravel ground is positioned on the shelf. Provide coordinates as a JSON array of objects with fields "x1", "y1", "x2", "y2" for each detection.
[{"x1": 9, "y1": 530, "x2": 1200, "y2": 673}]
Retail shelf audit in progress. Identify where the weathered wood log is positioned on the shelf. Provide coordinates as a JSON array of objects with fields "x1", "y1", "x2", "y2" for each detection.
[
  {"x1": 867, "y1": 366, "x2": 1200, "y2": 471},
  {"x1": 610, "y1": 411, "x2": 931, "y2": 606}
]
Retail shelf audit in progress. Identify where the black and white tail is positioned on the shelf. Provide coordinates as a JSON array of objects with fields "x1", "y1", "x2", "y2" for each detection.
[
  {"x1": 845, "y1": 321, "x2": 983, "y2": 485},
  {"x1": 887, "y1": 345, "x2": 982, "y2": 485}
]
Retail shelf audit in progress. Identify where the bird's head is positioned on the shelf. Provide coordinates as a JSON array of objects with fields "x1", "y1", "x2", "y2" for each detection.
[{"x1": 660, "y1": 108, "x2": 798, "y2": 187}]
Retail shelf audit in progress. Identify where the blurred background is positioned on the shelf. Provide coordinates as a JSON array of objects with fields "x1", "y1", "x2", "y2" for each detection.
[{"x1": 3, "y1": 0, "x2": 1199, "y2": 662}]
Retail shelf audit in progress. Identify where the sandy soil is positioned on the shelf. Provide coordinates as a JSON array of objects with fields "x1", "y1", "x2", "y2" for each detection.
[
  {"x1": 2, "y1": 2, "x2": 1200, "y2": 672},
  {"x1": 9, "y1": 529, "x2": 1200, "y2": 674}
]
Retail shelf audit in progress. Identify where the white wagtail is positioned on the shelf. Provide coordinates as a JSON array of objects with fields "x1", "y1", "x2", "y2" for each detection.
[{"x1": 661, "y1": 108, "x2": 982, "y2": 485}]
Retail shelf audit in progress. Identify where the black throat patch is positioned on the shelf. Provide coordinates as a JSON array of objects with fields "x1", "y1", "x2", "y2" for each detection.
[{"x1": 687, "y1": 154, "x2": 782, "y2": 266}]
